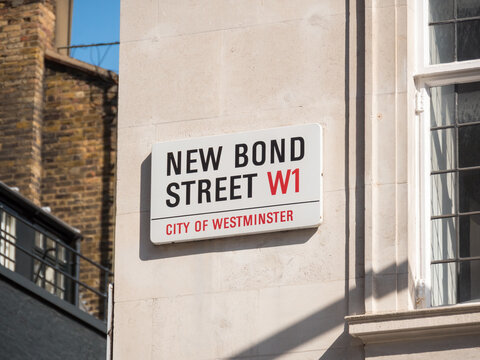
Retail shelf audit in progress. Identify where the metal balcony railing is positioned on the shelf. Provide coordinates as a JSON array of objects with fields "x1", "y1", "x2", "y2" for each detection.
[{"x1": 0, "y1": 206, "x2": 113, "y2": 321}]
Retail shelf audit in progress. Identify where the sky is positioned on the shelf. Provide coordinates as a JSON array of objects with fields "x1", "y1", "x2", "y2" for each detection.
[{"x1": 70, "y1": 0, "x2": 120, "y2": 73}]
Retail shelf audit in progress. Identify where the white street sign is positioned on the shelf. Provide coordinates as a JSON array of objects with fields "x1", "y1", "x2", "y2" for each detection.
[{"x1": 150, "y1": 123, "x2": 322, "y2": 244}]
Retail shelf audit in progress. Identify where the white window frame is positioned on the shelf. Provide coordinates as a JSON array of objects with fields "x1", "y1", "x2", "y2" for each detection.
[{"x1": 415, "y1": 0, "x2": 480, "y2": 308}]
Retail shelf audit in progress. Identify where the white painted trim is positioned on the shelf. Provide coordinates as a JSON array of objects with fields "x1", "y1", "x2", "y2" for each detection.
[
  {"x1": 421, "y1": 83, "x2": 432, "y2": 308},
  {"x1": 415, "y1": 0, "x2": 429, "y2": 72},
  {"x1": 347, "y1": 304, "x2": 480, "y2": 344},
  {"x1": 416, "y1": 66, "x2": 480, "y2": 87},
  {"x1": 106, "y1": 283, "x2": 114, "y2": 360},
  {"x1": 414, "y1": 0, "x2": 480, "y2": 309}
]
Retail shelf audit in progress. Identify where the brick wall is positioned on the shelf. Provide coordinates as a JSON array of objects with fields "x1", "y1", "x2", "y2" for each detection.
[
  {"x1": 0, "y1": 0, "x2": 117, "y2": 318},
  {"x1": 42, "y1": 61, "x2": 117, "y2": 317},
  {"x1": 0, "y1": 0, "x2": 55, "y2": 203}
]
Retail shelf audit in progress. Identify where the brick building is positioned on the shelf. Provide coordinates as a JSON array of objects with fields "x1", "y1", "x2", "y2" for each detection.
[{"x1": 0, "y1": 0, "x2": 117, "y2": 318}]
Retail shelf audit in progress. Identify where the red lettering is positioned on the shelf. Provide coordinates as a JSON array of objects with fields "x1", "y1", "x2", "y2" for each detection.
[
  {"x1": 258, "y1": 213, "x2": 265, "y2": 224},
  {"x1": 166, "y1": 222, "x2": 190, "y2": 235},
  {"x1": 212, "y1": 218, "x2": 223, "y2": 229},
  {"x1": 292, "y1": 168, "x2": 300, "y2": 192},
  {"x1": 267, "y1": 170, "x2": 291, "y2": 195}
]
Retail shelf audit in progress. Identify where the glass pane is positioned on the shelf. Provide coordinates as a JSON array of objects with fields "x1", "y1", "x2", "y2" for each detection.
[
  {"x1": 46, "y1": 237, "x2": 55, "y2": 250},
  {"x1": 458, "y1": 260, "x2": 480, "y2": 302},
  {"x1": 34, "y1": 232, "x2": 44, "y2": 249},
  {"x1": 58, "y1": 245, "x2": 66, "y2": 263},
  {"x1": 431, "y1": 262, "x2": 457, "y2": 306},
  {"x1": 457, "y1": 0, "x2": 480, "y2": 18},
  {"x1": 459, "y1": 169, "x2": 480, "y2": 212},
  {"x1": 432, "y1": 217, "x2": 457, "y2": 260},
  {"x1": 430, "y1": 23, "x2": 455, "y2": 64},
  {"x1": 458, "y1": 20, "x2": 480, "y2": 61},
  {"x1": 56, "y1": 288, "x2": 65, "y2": 300},
  {"x1": 46, "y1": 238, "x2": 56, "y2": 260},
  {"x1": 33, "y1": 260, "x2": 44, "y2": 280},
  {"x1": 45, "y1": 281, "x2": 55, "y2": 294},
  {"x1": 431, "y1": 128, "x2": 456, "y2": 171},
  {"x1": 460, "y1": 215, "x2": 480, "y2": 258},
  {"x1": 457, "y1": 81, "x2": 480, "y2": 124},
  {"x1": 45, "y1": 266, "x2": 55, "y2": 283},
  {"x1": 430, "y1": 85, "x2": 455, "y2": 127},
  {"x1": 459, "y1": 125, "x2": 480, "y2": 168},
  {"x1": 56, "y1": 272, "x2": 65, "y2": 290},
  {"x1": 432, "y1": 172, "x2": 456, "y2": 216},
  {"x1": 429, "y1": 0, "x2": 454, "y2": 22}
]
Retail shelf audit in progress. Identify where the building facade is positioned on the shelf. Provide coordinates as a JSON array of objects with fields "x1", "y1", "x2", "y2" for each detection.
[
  {"x1": 115, "y1": 0, "x2": 480, "y2": 359},
  {"x1": 0, "y1": 181, "x2": 108, "y2": 359},
  {"x1": 0, "y1": 0, "x2": 117, "y2": 318}
]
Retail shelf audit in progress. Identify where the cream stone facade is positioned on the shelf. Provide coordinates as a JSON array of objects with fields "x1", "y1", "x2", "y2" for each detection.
[{"x1": 114, "y1": 0, "x2": 480, "y2": 359}]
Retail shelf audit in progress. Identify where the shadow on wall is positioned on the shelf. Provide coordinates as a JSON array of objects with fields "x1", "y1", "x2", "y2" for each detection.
[{"x1": 226, "y1": 260, "x2": 405, "y2": 360}]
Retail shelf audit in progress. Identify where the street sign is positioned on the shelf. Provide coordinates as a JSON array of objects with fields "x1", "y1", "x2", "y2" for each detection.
[{"x1": 150, "y1": 123, "x2": 322, "y2": 244}]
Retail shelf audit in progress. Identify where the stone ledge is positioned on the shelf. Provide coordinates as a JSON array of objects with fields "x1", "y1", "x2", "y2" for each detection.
[
  {"x1": 44, "y1": 49, "x2": 118, "y2": 83},
  {"x1": 346, "y1": 304, "x2": 480, "y2": 344}
]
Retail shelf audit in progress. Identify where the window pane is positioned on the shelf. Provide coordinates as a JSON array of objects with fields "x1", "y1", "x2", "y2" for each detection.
[
  {"x1": 459, "y1": 125, "x2": 480, "y2": 168},
  {"x1": 430, "y1": 85, "x2": 455, "y2": 127},
  {"x1": 460, "y1": 215, "x2": 480, "y2": 258},
  {"x1": 432, "y1": 217, "x2": 457, "y2": 260},
  {"x1": 430, "y1": 23, "x2": 455, "y2": 64},
  {"x1": 459, "y1": 169, "x2": 480, "y2": 212},
  {"x1": 56, "y1": 272, "x2": 65, "y2": 290},
  {"x1": 45, "y1": 281, "x2": 55, "y2": 295},
  {"x1": 45, "y1": 266, "x2": 55, "y2": 283},
  {"x1": 58, "y1": 245, "x2": 66, "y2": 263},
  {"x1": 34, "y1": 232, "x2": 44, "y2": 249},
  {"x1": 458, "y1": 20, "x2": 480, "y2": 61},
  {"x1": 432, "y1": 172, "x2": 456, "y2": 216},
  {"x1": 431, "y1": 128, "x2": 456, "y2": 171},
  {"x1": 56, "y1": 288, "x2": 65, "y2": 300},
  {"x1": 33, "y1": 260, "x2": 44, "y2": 279},
  {"x1": 429, "y1": 0, "x2": 454, "y2": 22},
  {"x1": 431, "y1": 262, "x2": 457, "y2": 306},
  {"x1": 46, "y1": 237, "x2": 55, "y2": 251},
  {"x1": 458, "y1": 260, "x2": 480, "y2": 302},
  {"x1": 457, "y1": 82, "x2": 480, "y2": 124},
  {"x1": 457, "y1": 0, "x2": 480, "y2": 18}
]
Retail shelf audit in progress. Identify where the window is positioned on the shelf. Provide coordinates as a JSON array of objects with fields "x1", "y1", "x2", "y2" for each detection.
[
  {"x1": 0, "y1": 205, "x2": 76, "y2": 304},
  {"x1": 0, "y1": 210, "x2": 16, "y2": 271},
  {"x1": 0, "y1": 182, "x2": 113, "y2": 320},
  {"x1": 429, "y1": 0, "x2": 480, "y2": 64},
  {"x1": 416, "y1": 0, "x2": 480, "y2": 307},
  {"x1": 33, "y1": 231, "x2": 70, "y2": 300},
  {"x1": 430, "y1": 82, "x2": 480, "y2": 305}
]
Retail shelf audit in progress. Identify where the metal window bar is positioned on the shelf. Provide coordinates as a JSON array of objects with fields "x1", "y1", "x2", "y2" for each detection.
[
  {"x1": 0, "y1": 207, "x2": 112, "y2": 320},
  {"x1": 429, "y1": 15, "x2": 480, "y2": 25}
]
